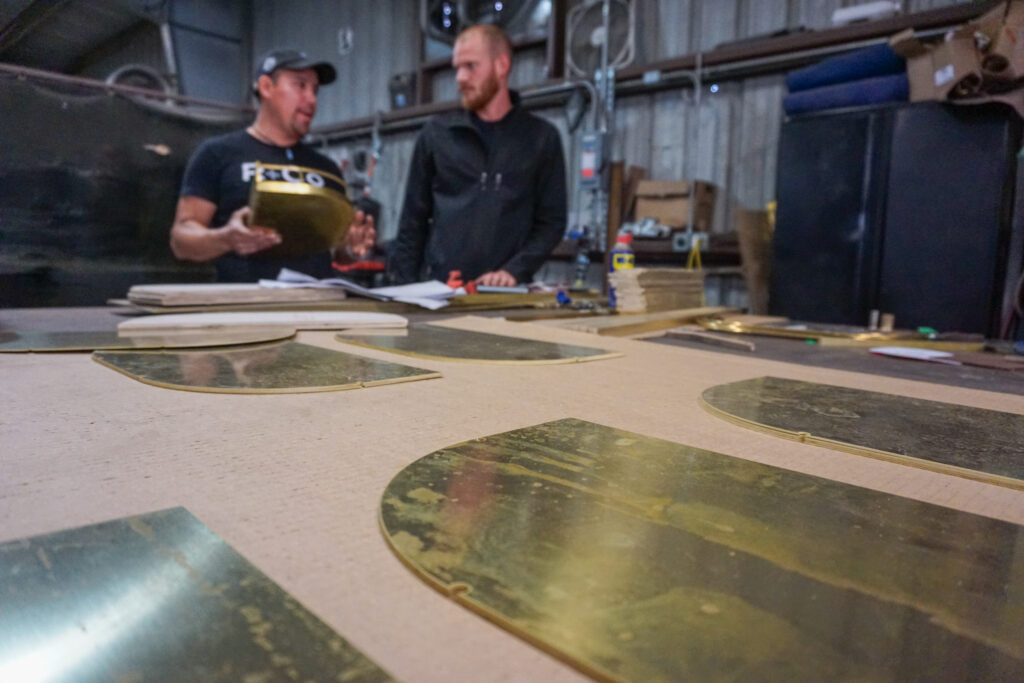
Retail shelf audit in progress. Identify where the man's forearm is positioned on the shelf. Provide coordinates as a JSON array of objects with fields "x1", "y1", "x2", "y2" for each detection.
[{"x1": 170, "y1": 221, "x2": 231, "y2": 262}]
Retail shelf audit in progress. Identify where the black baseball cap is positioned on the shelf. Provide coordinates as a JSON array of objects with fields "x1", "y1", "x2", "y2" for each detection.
[{"x1": 253, "y1": 48, "x2": 337, "y2": 88}]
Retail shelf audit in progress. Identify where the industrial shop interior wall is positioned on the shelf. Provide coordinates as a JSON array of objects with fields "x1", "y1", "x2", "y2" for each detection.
[
  {"x1": 0, "y1": 77, "x2": 247, "y2": 307},
  {"x1": 0, "y1": 0, "x2": 1009, "y2": 312}
]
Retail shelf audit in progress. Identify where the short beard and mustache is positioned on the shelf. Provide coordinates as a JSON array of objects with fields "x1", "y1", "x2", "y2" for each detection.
[{"x1": 460, "y1": 71, "x2": 500, "y2": 112}]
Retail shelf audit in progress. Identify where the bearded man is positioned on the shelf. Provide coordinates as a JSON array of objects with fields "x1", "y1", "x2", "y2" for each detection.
[{"x1": 389, "y1": 24, "x2": 567, "y2": 286}]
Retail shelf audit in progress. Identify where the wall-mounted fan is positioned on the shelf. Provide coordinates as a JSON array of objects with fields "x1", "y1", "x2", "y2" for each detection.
[
  {"x1": 566, "y1": 0, "x2": 635, "y2": 79},
  {"x1": 423, "y1": 0, "x2": 550, "y2": 46},
  {"x1": 423, "y1": 0, "x2": 461, "y2": 45},
  {"x1": 459, "y1": 0, "x2": 546, "y2": 36},
  {"x1": 106, "y1": 64, "x2": 173, "y2": 94}
]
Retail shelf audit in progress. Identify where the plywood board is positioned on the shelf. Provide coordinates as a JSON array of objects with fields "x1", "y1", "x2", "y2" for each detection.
[
  {"x1": 115, "y1": 299, "x2": 424, "y2": 315},
  {"x1": 118, "y1": 311, "x2": 408, "y2": 334},
  {"x1": 536, "y1": 306, "x2": 736, "y2": 336},
  {"x1": 93, "y1": 341, "x2": 440, "y2": 394},
  {"x1": 0, "y1": 329, "x2": 295, "y2": 353},
  {"x1": 0, "y1": 507, "x2": 393, "y2": 682},
  {"x1": 381, "y1": 418, "x2": 1024, "y2": 682},
  {"x1": 336, "y1": 324, "x2": 622, "y2": 365},
  {"x1": 4, "y1": 313, "x2": 1024, "y2": 683},
  {"x1": 662, "y1": 327, "x2": 757, "y2": 351},
  {"x1": 701, "y1": 376, "x2": 1024, "y2": 490}
]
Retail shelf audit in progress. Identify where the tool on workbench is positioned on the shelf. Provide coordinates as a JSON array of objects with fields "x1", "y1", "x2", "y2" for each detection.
[{"x1": 447, "y1": 270, "x2": 464, "y2": 289}]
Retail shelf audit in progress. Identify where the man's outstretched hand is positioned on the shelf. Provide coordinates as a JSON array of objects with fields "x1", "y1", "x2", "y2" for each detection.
[
  {"x1": 343, "y1": 210, "x2": 376, "y2": 259},
  {"x1": 475, "y1": 269, "x2": 517, "y2": 287},
  {"x1": 220, "y1": 206, "x2": 281, "y2": 256}
]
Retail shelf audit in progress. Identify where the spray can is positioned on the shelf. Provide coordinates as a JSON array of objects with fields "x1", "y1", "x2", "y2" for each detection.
[{"x1": 608, "y1": 233, "x2": 635, "y2": 308}]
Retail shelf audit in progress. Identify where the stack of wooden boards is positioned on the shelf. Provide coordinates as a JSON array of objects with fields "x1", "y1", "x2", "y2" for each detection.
[
  {"x1": 122, "y1": 283, "x2": 571, "y2": 314},
  {"x1": 609, "y1": 268, "x2": 704, "y2": 313},
  {"x1": 127, "y1": 284, "x2": 347, "y2": 307}
]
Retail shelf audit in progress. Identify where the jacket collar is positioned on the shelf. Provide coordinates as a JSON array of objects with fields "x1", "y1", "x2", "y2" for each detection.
[{"x1": 446, "y1": 89, "x2": 521, "y2": 130}]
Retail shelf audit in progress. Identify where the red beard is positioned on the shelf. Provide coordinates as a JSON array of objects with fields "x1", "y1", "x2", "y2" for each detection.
[{"x1": 460, "y1": 72, "x2": 500, "y2": 112}]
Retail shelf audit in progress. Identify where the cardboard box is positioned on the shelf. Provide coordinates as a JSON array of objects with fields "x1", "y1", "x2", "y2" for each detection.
[
  {"x1": 633, "y1": 180, "x2": 716, "y2": 231},
  {"x1": 890, "y1": 29, "x2": 932, "y2": 101},
  {"x1": 890, "y1": 27, "x2": 983, "y2": 101},
  {"x1": 983, "y1": 0, "x2": 1024, "y2": 80},
  {"x1": 735, "y1": 209, "x2": 773, "y2": 315}
]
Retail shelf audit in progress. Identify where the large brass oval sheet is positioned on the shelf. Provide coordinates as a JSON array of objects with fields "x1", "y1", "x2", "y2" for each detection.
[
  {"x1": 337, "y1": 324, "x2": 622, "y2": 364},
  {"x1": 93, "y1": 340, "x2": 440, "y2": 393},
  {"x1": 0, "y1": 329, "x2": 294, "y2": 352},
  {"x1": 701, "y1": 376, "x2": 1024, "y2": 489},
  {"x1": 0, "y1": 507, "x2": 393, "y2": 682},
  {"x1": 381, "y1": 418, "x2": 1024, "y2": 682}
]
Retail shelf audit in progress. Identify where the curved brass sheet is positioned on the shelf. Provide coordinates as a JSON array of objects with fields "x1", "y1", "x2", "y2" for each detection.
[
  {"x1": 698, "y1": 317, "x2": 922, "y2": 342},
  {"x1": 701, "y1": 376, "x2": 1024, "y2": 490},
  {"x1": 381, "y1": 418, "x2": 1024, "y2": 682},
  {"x1": 0, "y1": 329, "x2": 295, "y2": 353},
  {"x1": 0, "y1": 507, "x2": 394, "y2": 682},
  {"x1": 337, "y1": 324, "x2": 622, "y2": 364},
  {"x1": 93, "y1": 340, "x2": 440, "y2": 394},
  {"x1": 249, "y1": 162, "x2": 355, "y2": 259}
]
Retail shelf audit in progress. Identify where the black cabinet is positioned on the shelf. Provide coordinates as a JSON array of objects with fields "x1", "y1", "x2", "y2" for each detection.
[{"x1": 772, "y1": 101, "x2": 1021, "y2": 336}]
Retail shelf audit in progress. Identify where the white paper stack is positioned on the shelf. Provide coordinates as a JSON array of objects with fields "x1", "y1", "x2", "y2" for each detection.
[{"x1": 261, "y1": 269, "x2": 460, "y2": 310}]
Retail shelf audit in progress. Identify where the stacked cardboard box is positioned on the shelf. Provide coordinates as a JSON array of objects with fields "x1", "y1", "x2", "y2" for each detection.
[
  {"x1": 890, "y1": 0, "x2": 1024, "y2": 107},
  {"x1": 633, "y1": 180, "x2": 716, "y2": 232},
  {"x1": 609, "y1": 268, "x2": 704, "y2": 313}
]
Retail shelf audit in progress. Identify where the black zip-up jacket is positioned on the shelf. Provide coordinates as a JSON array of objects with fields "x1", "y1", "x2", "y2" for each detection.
[{"x1": 389, "y1": 92, "x2": 567, "y2": 284}]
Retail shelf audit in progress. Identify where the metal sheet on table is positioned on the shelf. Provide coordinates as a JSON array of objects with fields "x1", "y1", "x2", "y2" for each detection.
[
  {"x1": 337, "y1": 324, "x2": 621, "y2": 364},
  {"x1": 0, "y1": 329, "x2": 295, "y2": 352},
  {"x1": 381, "y1": 417, "x2": 1024, "y2": 682},
  {"x1": 701, "y1": 376, "x2": 1024, "y2": 490},
  {"x1": 0, "y1": 507, "x2": 393, "y2": 682},
  {"x1": 93, "y1": 340, "x2": 440, "y2": 393}
]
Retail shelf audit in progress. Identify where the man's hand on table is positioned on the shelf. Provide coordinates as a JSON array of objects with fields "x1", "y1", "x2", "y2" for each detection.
[{"x1": 475, "y1": 270, "x2": 517, "y2": 287}]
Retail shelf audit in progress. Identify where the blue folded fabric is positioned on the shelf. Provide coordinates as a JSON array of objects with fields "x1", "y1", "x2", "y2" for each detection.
[
  {"x1": 783, "y1": 74, "x2": 909, "y2": 116},
  {"x1": 786, "y1": 43, "x2": 906, "y2": 93}
]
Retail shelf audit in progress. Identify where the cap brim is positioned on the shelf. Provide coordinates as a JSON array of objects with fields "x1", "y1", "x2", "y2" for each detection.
[{"x1": 288, "y1": 59, "x2": 336, "y2": 86}]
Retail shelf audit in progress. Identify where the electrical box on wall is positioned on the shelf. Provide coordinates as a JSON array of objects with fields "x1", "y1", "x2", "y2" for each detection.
[
  {"x1": 578, "y1": 131, "x2": 603, "y2": 189},
  {"x1": 389, "y1": 72, "x2": 416, "y2": 109}
]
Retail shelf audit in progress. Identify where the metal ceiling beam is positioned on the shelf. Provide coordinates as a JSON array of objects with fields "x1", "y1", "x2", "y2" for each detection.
[
  {"x1": 0, "y1": 0, "x2": 72, "y2": 56},
  {"x1": 64, "y1": 18, "x2": 149, "y2": 75}
]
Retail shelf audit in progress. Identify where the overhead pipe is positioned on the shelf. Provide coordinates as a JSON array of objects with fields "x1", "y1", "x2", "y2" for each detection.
[
  {"x1": 312, "y1": 19, "x2": 959, "y2": 145},
  {"x1": 0, "y1": 61, "x2": 251, "y2": 113}
]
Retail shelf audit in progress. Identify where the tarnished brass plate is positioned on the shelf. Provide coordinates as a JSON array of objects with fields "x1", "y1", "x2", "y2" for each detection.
[
  {"x1": 0, "y1": 507, "x2": 393, "y2": 682},
  {"x1": 93, "y1": 341, "x2": 440, "y2": 393},
  {"x1": 697, "y1": 317, "x2": 922, "y2": 341},
  {"x1": 250, "y1": 163, "x2": 354, "y2": 259},
  {"x1": 337, "y1": 324, "x2": 622, "y2": 364},
  {"x1": 701, "y1": 376, "x2": 1024, "y2": 490},
  {"x1": 0, "y1": 329, "x2": 294, "y2": 352},
  {"x1": 381, "y1": 418, "x2": 1024, "y2": 682}
]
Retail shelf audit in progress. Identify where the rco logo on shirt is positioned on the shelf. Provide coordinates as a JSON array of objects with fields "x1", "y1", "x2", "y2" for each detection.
[{"x1": 241, "y1": 162, "x2": 325, "y2": 188}]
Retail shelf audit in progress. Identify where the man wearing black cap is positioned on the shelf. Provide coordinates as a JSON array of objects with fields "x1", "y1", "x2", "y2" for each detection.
[{"x1": 170, "y1": 49, "x2": 374, "y2": 282}]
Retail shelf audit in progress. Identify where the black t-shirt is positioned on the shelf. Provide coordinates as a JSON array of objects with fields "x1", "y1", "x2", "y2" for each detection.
[{"x1": 180, "y1": 129, "x2": 345, "y2": 282}]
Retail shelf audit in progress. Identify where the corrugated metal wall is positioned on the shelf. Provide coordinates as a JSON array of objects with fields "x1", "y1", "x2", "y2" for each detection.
[
  {"x1": 252, "y1": 0, "x2": 419, "y2": 123},
  {"x1": 251, "y1": 0, "x2": 970, "y2": 245}
]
